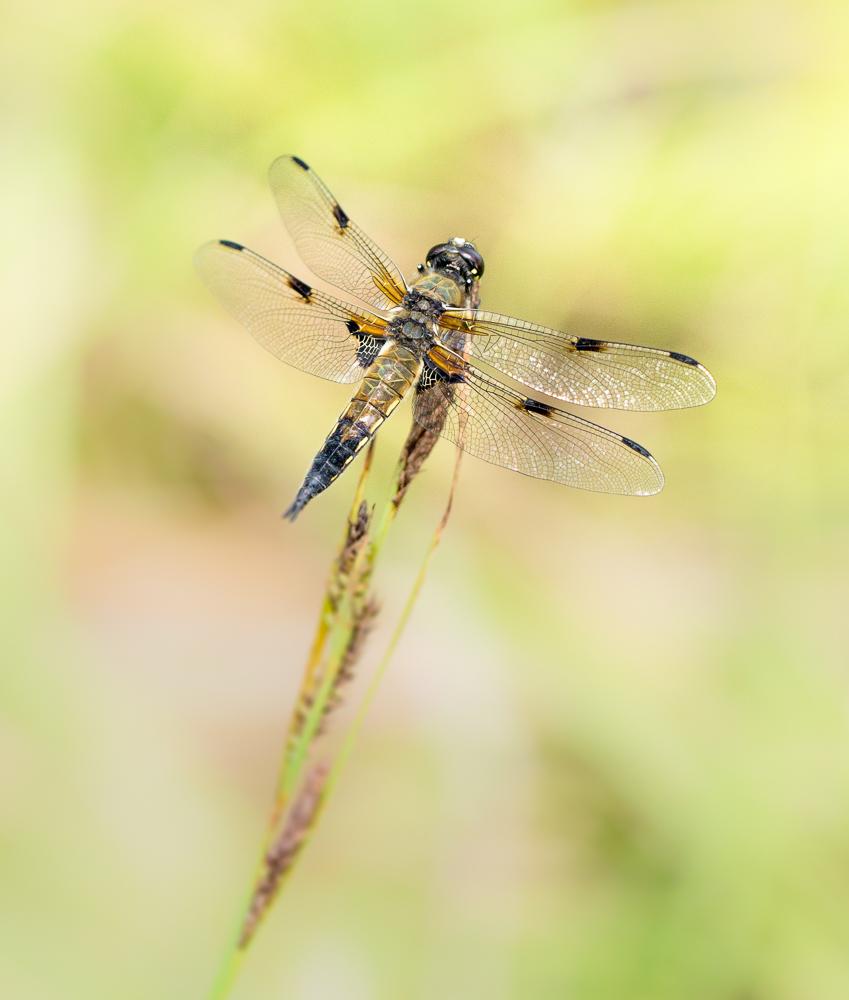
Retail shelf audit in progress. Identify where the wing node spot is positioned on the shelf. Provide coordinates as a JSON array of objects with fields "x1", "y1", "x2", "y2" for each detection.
[
  {"x1": 519, "y1": 397, "x2": 554, "y2": 417},
  {"x1": 574, "y1": 337, "x2": 606, "y2": 352},
  {"x1": 287, "y1": 275, "x2": 313, "y2": 300}
]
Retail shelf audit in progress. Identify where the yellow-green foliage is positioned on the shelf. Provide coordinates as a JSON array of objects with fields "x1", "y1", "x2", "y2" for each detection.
[{"x1": 3, "y1": 1, "x2": 849, "y2": 998}]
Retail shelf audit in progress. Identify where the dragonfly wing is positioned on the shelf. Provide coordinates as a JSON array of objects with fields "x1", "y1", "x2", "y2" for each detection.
[
  {"x1": 439, "y1": 309, "x2": 716, "y2": 411},
  {"x1": 195, "y1": 240, "x2": 388, "y2": 383},
  {"x1": 268, "y1": 155, "x2": 408, "y2": 311},
  {"x1": 413, "y1": 354, "x2": 664, "y2": 495}
]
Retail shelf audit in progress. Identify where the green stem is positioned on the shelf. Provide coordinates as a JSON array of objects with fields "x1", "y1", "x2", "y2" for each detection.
[
  {"x1": 298, "y1": 453, "x2": 463, "y2": 859},
  {"x1": 322, "y1": 493, "x2": 452, "y2": 807},
  {"x1": 210, "y1": 443, "x2": 459, "y2": 1000},
  {"x1": 209, "y1": 450, "x2": 376, "y2": 1000},
  {"x1": 279, "y1": 589, "x2": 354, "y2": 798}
]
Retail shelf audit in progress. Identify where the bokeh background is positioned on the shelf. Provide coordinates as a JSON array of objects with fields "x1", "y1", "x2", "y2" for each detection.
[{"x1": 4, "y1": 1, "x2": 849, "y2": 997}]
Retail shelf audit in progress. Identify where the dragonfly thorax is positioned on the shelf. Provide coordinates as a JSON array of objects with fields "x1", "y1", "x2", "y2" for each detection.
[
  {"x1": 410, "y1": 269, "x2": 466, "y2": 307},
  {"x1": 389, "y1": 289, "x2": 445, "y2": 351},
  {"x1": 401, "y1": 288, "x2": 444, "y2": 321}
]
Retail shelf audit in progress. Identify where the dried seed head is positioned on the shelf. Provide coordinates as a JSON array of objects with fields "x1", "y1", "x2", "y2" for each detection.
[
  {"x1": 239, "y1": 762, "x2": 329, "y2": 948},
  {"x1": 319, "y1": 596, "x2": 380, "y2": 733},
  {"x1": 394, "y1": 419, "x2": 445, "y2": 508}
]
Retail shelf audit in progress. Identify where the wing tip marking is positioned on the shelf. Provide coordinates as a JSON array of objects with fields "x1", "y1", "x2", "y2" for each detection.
[
  {"x1": 669, "y1": 350, "x2": 699, "y2": 366},
  {"x1": 218, "y1": 239, "x2": 244, "y2": 252},
  {"x1": 290, "y1": 155, "x2": 310, "y2": 171},
  {"x1": 621, "y1": 436, "x2": 652, "y2": 459}
]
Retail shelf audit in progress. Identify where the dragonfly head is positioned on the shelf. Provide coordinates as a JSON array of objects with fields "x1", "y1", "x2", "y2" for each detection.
[{"x1": 425, "y1": 237, "x2": 485, "y2": 290}]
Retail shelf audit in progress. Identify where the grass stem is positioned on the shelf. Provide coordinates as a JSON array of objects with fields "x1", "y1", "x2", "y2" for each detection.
[{"x1": 210, "y1": 420, "x2": 459, "y2": 998}]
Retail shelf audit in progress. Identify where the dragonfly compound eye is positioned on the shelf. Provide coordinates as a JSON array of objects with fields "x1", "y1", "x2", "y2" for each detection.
[{"x1": 426, "y1": 240, "x2": 484, "y2": 283}]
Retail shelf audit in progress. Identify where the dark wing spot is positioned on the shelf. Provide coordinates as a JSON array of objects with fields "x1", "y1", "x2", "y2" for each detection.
[
  {"x1": 420, "y1": 355, "x2": 465, "y2": 386},
  {"x1": 345, "y1": 319, "x2": 360, "y2": 335},
  {"x1": 669, "y1": 351, "x2": 699, "y2": 366},
  {"x1": 622, "y1": 436, "x2": 651, "y2": 458},
  {"x1": 520, "y1": 397, "x2": 554, "y2": 417},
  {"x1": 355, "y1": 333, "x2": 384, "y2": 368},
  {"x1": 287, "y1": 275, "x2": 312, "y2": 300},
  {"x1": 291, "y1": 156, "x2": 309, "y2": 171},
  {"x1": 332, "y1": 203, "x2": 350, "y2": 229},
  {"x1": 574, "y1": 337, "x2": 605, "y2": 352},
  {"x1": 219, "y1": 239, "x2": 244, "y2": 251}
]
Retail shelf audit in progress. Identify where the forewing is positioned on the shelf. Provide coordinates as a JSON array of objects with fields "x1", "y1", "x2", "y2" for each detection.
[
  {"x1": 268, "y1": 155, "x2": 408, "y2": 311},
  {"x1": 439, "y1": 309, "x2": 716, "y2": 411},
  {"x1": 195, "y1": 240, "x2": 388, "y2": 383},
  {"x1": 414, "y1": 357, "x2": 664, "y2": 495}
]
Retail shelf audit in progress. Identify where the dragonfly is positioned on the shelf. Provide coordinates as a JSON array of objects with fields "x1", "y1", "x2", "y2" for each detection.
[{"x1": 196, "y1": 155, "x2": 715, "y2": 520}]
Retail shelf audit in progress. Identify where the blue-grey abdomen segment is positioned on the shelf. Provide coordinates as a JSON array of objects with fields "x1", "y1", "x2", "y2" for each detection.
[
  {"x1": 284, "y1": 344, "x2": 421, "y2": 520},
  {"x1": 283, "y1": 417, "x2": 371, "y2": 520}
]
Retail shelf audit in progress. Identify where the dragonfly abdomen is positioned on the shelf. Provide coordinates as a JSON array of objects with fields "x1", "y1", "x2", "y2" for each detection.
[{"x1": 284, "y1": 344, "x2": 421, "y2": 520}]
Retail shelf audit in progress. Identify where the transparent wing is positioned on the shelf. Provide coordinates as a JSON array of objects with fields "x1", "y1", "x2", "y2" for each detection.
[
  {"x1": 439, "y1": 309, "x2": 716, "y2": 411},
  {"x1": 195, "y1": 240, "x2": 389, "y2": 383},
  {"x1": 413, "y1": 354, "x2": 664, "y2": 495},
  {"x1": 268, "y1": 155, "x2": 408, "y2": 311}
]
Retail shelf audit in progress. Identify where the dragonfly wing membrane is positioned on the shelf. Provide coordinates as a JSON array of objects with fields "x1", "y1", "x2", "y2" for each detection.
[
  {"x1": 439, "y1": 309, "x2": 716, "y2": 411},
  {"x1": 414, "y1": 356, "x2": 664, "y2": 495},
  {"x1": 269, "y1": 155, "x2": 408, "y2": 311},
  {"x1": 194, "y1": 240, "x2": 388, "y2": 383}
]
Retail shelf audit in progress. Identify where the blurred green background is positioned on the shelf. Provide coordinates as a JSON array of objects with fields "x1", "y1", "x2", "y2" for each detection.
[{"x1": 4, "y1": 0, "x2": 849, "y2": 997}]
